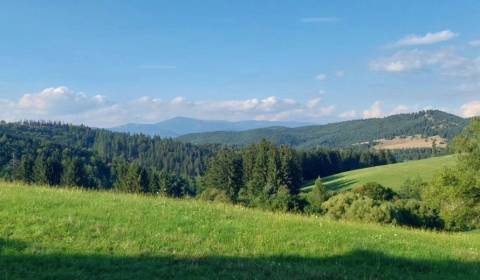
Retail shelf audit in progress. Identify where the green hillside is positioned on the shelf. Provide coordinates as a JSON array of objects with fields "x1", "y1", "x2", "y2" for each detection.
[
  {"x1": 304, "y1": 155, "x2": 456, "y2": 191},
  {"x1": 1, "y1": 182, "x2": 479, "y2": 279},
  {"x1": 178, "y1": 110, "x2": 468, "y2": 148}
]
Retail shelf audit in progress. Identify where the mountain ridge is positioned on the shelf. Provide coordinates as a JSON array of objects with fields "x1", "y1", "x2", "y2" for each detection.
[
  {"x1": 110, "y1": 117, "x2": 311, "y2": 137},
  {"x1": 177, "y1": 110, "x2": 469, "y2": 148}
]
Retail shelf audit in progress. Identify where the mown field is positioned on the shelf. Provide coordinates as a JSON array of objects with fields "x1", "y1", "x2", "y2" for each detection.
[
  {"x1": 1, "y1": 182, "x2": 479, "y2": 279},
  {"x1": 304, "y1": 155, "x2": 456, "y2": 192}
]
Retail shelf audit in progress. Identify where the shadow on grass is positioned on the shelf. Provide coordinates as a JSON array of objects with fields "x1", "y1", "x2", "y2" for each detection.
[
  {"x1": 1, "y1": 239, "x2": 478, "y2": 280},
  {"x1": 323, "y1": 176, "x2": 359, "y2": 191}
]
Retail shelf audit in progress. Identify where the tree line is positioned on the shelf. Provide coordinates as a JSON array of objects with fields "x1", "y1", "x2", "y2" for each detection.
[
  {"x1": 1, "y1": 121, "x2": 394, "y2": 197},
  {"x1": 2, "y1": 119, "x2": 478, "y2": 231}
]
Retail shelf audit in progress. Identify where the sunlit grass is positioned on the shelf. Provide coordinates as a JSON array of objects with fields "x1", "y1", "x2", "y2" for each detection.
[
  {"x1": 304, "y1": 155, "x2": 456, "y2": 191},
  {"x1": 1, "y1": 181, "x2": 479, "y2": 279}
]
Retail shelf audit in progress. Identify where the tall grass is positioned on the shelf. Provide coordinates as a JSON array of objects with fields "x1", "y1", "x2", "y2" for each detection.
[{"x1": 1, "y1": 181, "x2": 479, "y2": 279}]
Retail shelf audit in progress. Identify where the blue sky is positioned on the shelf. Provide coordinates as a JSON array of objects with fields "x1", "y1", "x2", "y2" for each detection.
[{"x1": 0, "y1": 0, "x2": 479, "y2": 127}]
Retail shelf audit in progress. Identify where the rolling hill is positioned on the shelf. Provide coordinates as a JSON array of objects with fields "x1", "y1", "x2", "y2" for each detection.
[
  {"x1": 178, "y1": 110, "x2": 468, "y2": 149},
  {"x1": 110, "y1": 117, "x2": 310, "y2": 137},
  {"x1": 1, "y1": 182, "x2": 479, "y2": 279},
  {"x1": 303, "y1": 155, "x2": 456, "y2": 192}
]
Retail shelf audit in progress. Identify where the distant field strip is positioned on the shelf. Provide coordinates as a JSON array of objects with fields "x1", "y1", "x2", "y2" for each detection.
[
  {"x1": 0, "y1": 182, "x2": 479, "y2": 279},
  {"x1": 304, "y1": 155, "x2": 456, "y2": 191},
  {"x1": 373, "y1": 135, "x2": 447, "y2": 150}
]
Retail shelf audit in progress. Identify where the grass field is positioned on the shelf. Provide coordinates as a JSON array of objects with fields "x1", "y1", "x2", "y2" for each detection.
[
  {"x1": 304, "y1": 155, "x2": 456, "y2": 192},
  {"x1": 1, "y1": 182, "x2": 479, "y2": 279}
]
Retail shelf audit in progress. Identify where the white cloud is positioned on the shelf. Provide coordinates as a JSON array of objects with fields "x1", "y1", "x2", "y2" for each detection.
[
  {"x1": 469, "y1": 40, "x2": 480, "y2": 47},
  {"x1": 315, "y1": 73, "x2": 327, "y2": 81},
  {"x1": 390, "y1": 30, "x2": 458, "y2": 48},
  {"x1": 306, "y1": 98, "x2": 322, "y2": 108},
  {"x1": 391, "y1": 105, "x2": 410, "y2": 114},
  {"x1": 363, "y1": 101, "x2": 383, "y2": 119},
  {"x1": 1, "y1": 87, "x2": 338, "y2": 127},
  {"x1": 300, "y1": 17, "x2": 340, "y2": 23},
  {"x1": 17, "y1": 86, "x2": 107, "y2": 115},
  {"x1": 335, "y1": 71, "x2": 345, "y2": 78},
  {"x1": 461, "y1": 100, "x2": 480, "y2": 117},
  {"x1": 370, "y1": 49, "x2": 450, "y2": 73},
  {"x1": 339, "y1": 110, "x2": 357, "y2": 119}
]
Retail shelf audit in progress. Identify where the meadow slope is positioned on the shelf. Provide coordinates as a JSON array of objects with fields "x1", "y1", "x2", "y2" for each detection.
[
  {"x1": 304, "y1": 155, "x2": 456, "y2": 191},
  {"x1": 1, "y1": 182, "x2": 479, "y2": 279}
]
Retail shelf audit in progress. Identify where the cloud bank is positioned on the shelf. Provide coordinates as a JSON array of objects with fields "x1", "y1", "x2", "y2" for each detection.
[
  {"x1": 0, "y1": 87, "x2": 339, "y2": 127},
  {"x1": 390, "y1": 30, "x2": 458, "y2": 48}
]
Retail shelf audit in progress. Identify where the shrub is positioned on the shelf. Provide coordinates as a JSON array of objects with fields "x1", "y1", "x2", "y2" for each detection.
[
  {"x1": 399, "y1": 177, "x2": 426, "y2": 200},
  {"x1": 198, "y1": 188, "x2": 232, "y2": 203},
  {"x1": 345, "y1": 198, "x2": 397, "y2": 224},
  {"x1": 321, "y1": 192, "x2": 358, "y2": 219},
  {"x1": 352, "y1": 182, "x2": 397, "y2": 201},
  {"x1": 422, "y1": 168, "x2": 480, "y2": 231},
  {"x1": 394, "y1": 199, "x2": 444, "y2": 229},
  {"x1": 268, "y1": 185, "x2": 295, "y2": 212},
  {"x1": 305, "y1": 177, "x2": 329, "y2": 214}
]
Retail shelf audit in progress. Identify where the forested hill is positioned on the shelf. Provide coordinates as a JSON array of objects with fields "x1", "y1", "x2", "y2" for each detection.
[
  {"x1": 178, "y1": 110, "x2": 468, "y2": 148},
  {"x1": 0, "y1": 120, "x2": 397, "y2": 193},
  {"x1": 0, "y1": 121, "x2": 218, "y2": 179}
]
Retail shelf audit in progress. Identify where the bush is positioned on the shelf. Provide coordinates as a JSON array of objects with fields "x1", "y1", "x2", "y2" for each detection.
[
  {"x1": 321, "y1": 191, "x2": 358, "y2": 219},
  {"x1": 198, "y1": 188, "x2": 232, "y2": 203},
  {"x1": 352, "y1": 182, "x2": 397, "y2": 201},
  {"x1": 305, "y1": 177, "x2": 329, "y2": 214},
  {"x1": 399, "y1": 177, "x2": 426, "y2": 199},
  {"x1": 345, "y1": 198, "x2": 397, "y2": 224},
  {"x1": 394, "y1": 199, "x2": 443, "y2": 229},
  {"x1": 268, "y1": 185, "x2": 295, "y2": 212},
  {"x1": 422, "y1": 168, "x2": 480, "y2": 231}
]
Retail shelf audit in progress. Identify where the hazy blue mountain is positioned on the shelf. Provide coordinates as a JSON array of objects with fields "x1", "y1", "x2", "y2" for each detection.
[
  {"x1": 177, "y1": 110, "x2": 469, "y2": 148},
  {"x1": 110, "y1": 117, "x2": 311, "y2": 137}
]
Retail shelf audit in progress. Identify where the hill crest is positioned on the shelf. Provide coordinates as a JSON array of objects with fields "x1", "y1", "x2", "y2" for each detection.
[{"x1": 177, "y1": 110, "x2": 468, "y2": 148}]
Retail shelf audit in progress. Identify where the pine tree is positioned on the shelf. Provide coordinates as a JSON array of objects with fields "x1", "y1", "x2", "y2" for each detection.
[
  {"x1": 63, "y1": 158, "x2": 89, "y2": 187},
  {"x1": 203, "y1": 149, "x2": 243, "y2": 201},
  {"x1": 16, "y1": 155, "x2": 34, "y2": 184},
  {"x1": 34, "y1": 154, "x2": 48, "y2": 184}
]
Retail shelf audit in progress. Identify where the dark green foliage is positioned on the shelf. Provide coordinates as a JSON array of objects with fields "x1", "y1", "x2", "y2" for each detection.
[
  {"x1": 15, "y1": 155, "x2": 34, "y2": 184},
  {"x1": 322, "y1": 183, "x2": 443, "y2": 229},
  {"x1": 198, "y1": 188, "x2": 232, "y2": 203},
  {"x1": 202, "y1": 149, "x2": 243, "y2": 202},
  {"x1": 399, "y1": 177, "x2": 426, "y2": 199},
  {"x1": 0, "y1": 121, "x2": 217, "y2": 179},
  {"x1": 62, "y1": 158, "x2": 90, "y2": 188},
  {"x1": 422, "y1": 118, "x2": 480, "y2": 231},
  {"x1": 300, "y1": 148, "x2": 396, "y2": 181},
  {"x1": 304, "y1": 178, "x2": 329, "y2": 214},
  {"x1": 203, "y1": 140, "x2": 303, "y2": 210},
  {"x1": 267, "y1": 185, "x2": 298, "y2": 212},
  {"x1": 394, "y1": 199, "x2": 443, "y2": 229},
  {"x1": 0, "y1": 121, "x2": 202, "y2": 197},
  {"x1": 352, "y1": 182, "x2": 397, "y2": 201},
  {"x1": 389, "y1": 148, "x2": 448, "y2": 162},
  {"x1": 156, "y1": 172, "x2": 193, "y2": 197}
]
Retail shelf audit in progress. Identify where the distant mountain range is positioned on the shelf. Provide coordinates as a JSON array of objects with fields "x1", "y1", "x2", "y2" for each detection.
[
  {"x1": 177, "y1": 110, "x2": 469, "y2": 149},
  {"x1": 110, "y1": 117, "x2": 311, "y2": 137}
]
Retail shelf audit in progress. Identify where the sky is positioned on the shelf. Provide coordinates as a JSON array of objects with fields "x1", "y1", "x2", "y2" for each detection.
[{"x1": 0, "y1": 0, "x2": 479, "y2": 127}]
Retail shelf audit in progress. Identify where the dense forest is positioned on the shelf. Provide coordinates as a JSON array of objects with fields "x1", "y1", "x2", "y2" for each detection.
[
  {"x1": 1, "y1": 121, "x2": 394, "y2": 193},
  {"x1": 1, "y1": 119, "x2": 478, "y2": 231},
  {"x1": 178, "y1": 110, "x2": 468, "y2": 148}
]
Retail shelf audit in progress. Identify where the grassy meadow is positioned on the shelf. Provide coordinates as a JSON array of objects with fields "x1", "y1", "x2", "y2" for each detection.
[
  {"x1": 304, "y1": 155, "x2": 456, "y2": 192},
  {"x1": 1, "y1": 181, "x2": 479, "y2": 279}
]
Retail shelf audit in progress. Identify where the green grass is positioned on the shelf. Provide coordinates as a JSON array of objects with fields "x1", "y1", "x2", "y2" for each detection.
[
  {"x1": 1, "y1": 181, "x2": 479, "y2": 279},
  {"x1": 304, "y1": 155, "x2": 456, "y2": 192}
]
